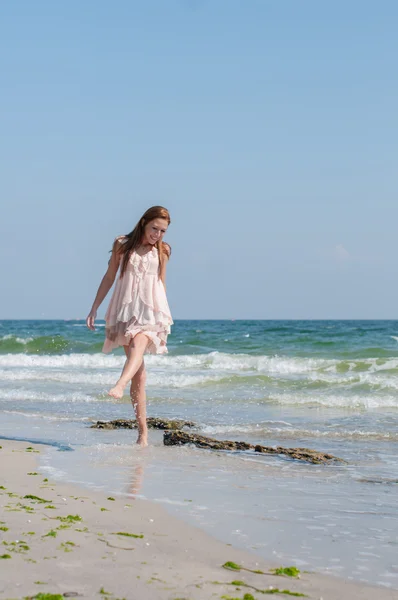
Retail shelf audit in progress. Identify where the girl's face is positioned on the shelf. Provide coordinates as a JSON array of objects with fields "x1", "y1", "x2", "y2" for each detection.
[{"x1": 143, "y1": 218, "x2": 168, "y2": 245}]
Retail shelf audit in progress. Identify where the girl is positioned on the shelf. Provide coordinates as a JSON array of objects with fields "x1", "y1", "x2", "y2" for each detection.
[{"x1": 86, "y1": 206, "x2": 173, "y2": 446}]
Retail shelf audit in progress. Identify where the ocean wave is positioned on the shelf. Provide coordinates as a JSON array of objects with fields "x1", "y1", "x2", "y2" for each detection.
[
  {"x1": 3, "y1": 352, "x2": 398, "y2": 393},
  {"x1": 267, "y1": 391, "x2": 398, "y2": 409},
  {"x1": 0, "y1": 334, "x2": 34, "y2": 344},
  {"x1": 2, "y1": 410, "x2": 92, "y2": 422},
  {"x1": 0, "y1": 335, "x2": 105, "y2": 355},
  {"x1": 199, "y1": 423, "x2": 398, "y2": 441},
  {"x1": 3, "y1": 364, "x2": 398, "y2": 395},
  {"x1": 0, "y1": 353, "x2": 125, "y2": 369},
  {"x1": 0, "y1": 389, "x2": 99, "y2": 403},
  {"x1": 3, "y1": 351, "x2": 398, "y2": 374},
  {"x1": 0, "y1": 367, "x2": 224, "y2": 388}
]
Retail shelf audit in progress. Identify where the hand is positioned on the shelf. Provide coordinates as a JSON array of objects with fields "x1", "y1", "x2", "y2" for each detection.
[{"x1": 86, "y1": 308, "x2": 97, "y2": 331}]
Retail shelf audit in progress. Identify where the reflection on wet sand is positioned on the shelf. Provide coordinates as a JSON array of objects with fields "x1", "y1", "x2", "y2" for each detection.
[{"x1": 127, "y1": 463, "x2": 144, "y2": 497}]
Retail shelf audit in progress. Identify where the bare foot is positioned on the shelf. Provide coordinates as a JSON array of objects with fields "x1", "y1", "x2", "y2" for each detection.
[
  {"x1": 136, "y1": 433, "x2": 148, "y2": 447},
  {"x1": 108, "y1": 384, "x2": 124, "y2": 399}
]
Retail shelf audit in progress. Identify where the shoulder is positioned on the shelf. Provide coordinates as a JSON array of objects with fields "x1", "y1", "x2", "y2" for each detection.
[
  {"x1": 116, "y1": 235, "x2": 128, "y2": 245},
  {"x1": 162, "y1": 242, "x2": 171, "y2": 258},
  {"x1": 113, "y1": 236, "x2": 128, "y2": 252}
]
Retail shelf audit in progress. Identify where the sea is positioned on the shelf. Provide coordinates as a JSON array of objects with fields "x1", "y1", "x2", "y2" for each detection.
[{"x1": 1, "y1": 319, "x2": 397, "y2": 589}]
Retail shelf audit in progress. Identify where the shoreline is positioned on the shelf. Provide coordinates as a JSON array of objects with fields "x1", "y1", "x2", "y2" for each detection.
[{"x1": 1, "y1": 440, "x2": 397, "y2": 600}]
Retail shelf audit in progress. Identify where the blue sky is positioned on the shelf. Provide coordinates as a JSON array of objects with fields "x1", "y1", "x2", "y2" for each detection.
[{"x1": 1, "y1": 1, "x2": 397, "y2": 319}]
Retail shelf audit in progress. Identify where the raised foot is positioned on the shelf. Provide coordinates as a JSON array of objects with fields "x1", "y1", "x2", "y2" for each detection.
[{"x1": 108, "y1": 385, "x2": 124, "y2": 399}]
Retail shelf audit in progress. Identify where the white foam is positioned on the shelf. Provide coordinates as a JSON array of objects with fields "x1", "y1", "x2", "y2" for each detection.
[
  {"x1": 201, "y1": 424, "x2": 398, "y2": 441},
  {"x1": 201, "y1": 422, "x2": 293, "y2": 435},
  {"x1": 307, "y1": 370, "x2": 398, "y2": 388},
  {"x1": 0, "y1": 388, "x2": 97, "y2": 403},
  {"x1": 1, "y1": 352, "x2": 397, "y2": 377},
  {"x1": 0, "y1": 353, "x2": 125, "y2": 369},
  {"x1": 0, "y1": 368, "x2": 222, "y2": 388},
  {"x1": 0, "y1": 369, "x2": 117, "y2": 385},
  {"x1": 0, "y1": 334, "x2": 33, "y2": 344},
  {"x1": 268, "y1": 391, "x2": 398, "y2": 409},
  {"x1": 200, "y1": 424, "x2": 398, "y2": 442}
]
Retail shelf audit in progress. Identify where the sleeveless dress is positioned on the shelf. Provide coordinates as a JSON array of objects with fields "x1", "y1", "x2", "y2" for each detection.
[{"x1": 102, "y1": 239, "x2": 173, "y2": 355}]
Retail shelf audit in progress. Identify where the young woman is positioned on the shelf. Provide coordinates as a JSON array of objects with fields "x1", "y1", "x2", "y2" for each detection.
[{"x1": 86, "y1": 206, "x2": 173, "y2": 446}]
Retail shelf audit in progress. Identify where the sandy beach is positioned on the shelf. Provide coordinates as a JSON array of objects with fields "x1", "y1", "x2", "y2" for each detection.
[{"x1": 0, "y1": 439, "x2": 397, "y2": 600}]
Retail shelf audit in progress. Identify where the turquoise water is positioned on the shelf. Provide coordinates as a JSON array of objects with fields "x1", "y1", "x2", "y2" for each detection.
[{"x1": 1, "y1": 320, "x2": 398, "y2": 588}]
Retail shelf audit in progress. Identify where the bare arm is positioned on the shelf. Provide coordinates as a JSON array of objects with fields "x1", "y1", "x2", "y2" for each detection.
[
  {"x1": 86, "y1": 240, "x2": 123, "y2": 330},
  {"x1": 160, "y1": 244, "x2": 170, "y2": 289}
]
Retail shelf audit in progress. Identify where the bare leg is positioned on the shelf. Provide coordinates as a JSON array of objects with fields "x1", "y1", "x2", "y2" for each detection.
[
  {"x1": 129, "y1": 360, "x2": 148, "y2": 447},
  {"x1": 108, "y1": 333, "x2": 149, "y2": 399}
]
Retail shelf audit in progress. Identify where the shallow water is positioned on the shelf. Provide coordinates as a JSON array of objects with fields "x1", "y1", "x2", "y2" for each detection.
[{"x1": 1, "y1": 319, "x2": 398, "y2": 587}]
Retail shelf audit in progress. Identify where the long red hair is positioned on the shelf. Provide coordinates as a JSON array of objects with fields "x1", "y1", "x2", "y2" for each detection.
[{"x1": 116, "y1": 206, "x2": 171, "y2": 277}]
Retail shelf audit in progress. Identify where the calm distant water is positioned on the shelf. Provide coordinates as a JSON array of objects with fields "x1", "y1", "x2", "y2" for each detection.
[{"x1": 1, "y1": 320, "x2": 398, "y2": 588}]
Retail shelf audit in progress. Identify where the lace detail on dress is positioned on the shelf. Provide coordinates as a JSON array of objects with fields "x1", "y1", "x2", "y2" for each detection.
[{"x1": 130, "y1": 248, "x2": 154, "y2": 281}]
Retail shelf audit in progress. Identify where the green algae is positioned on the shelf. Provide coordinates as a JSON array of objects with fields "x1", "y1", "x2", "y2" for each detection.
[
  {"x1": 56, "y1": 514, "x2": 82, "y2": 523},
  {"x1": 59, "y1": 541, "x2": 75, "y2": 552},
  {"x1": 27, "y1": 472, "x2": 38, "y2": 476},
  {"x1": 100, "y1": 508, "x2": 109, "y2": 512},
  {"x1": 99, "y1": 588, "x2": 112, "y2": 596},
  {"x1": 222, "y1": 562, "x2": 264, "y2": 575},
  {"x1": 44, "y1": 505, "x2": 56, "y2": 509},
  {"x1": 0, "y1": 526, "x2": 9, "y2": 531},
  {"x1": 25, "y1": 594, "x2": 64, "y2": 600},
  {"x1": 17, "y1": 503, "x2": 35, "y2": 513},
  {"x1": 0, "y1": 553, "x2": 11, "y2": 559},
  {"x1": 25, "y1": 447, "x2": 40, "y2": 453},
  {"x1": 272, "y1": 567, "x2": 300, "y2": 578},
  {"x1": 43, "y1": 530, "x2": 57, "y2": 538},
  {"x1": 0, "y1": 485, "x2": 6, "y2": 490},
  {"x1": 262, "y1": 591, "x2": 305, "y2": 597},
  {"x1": 223, "y1": 562, "x2": 241, "y2": 571},
  {"x1": 221, "y1": 594, "x2": 256, "y2": 600},
  {"x1": 113, "y1": 531, "x2": 144, "y2": 538},
  {"x1": 3, "y1": 541, "x2": 30, "y2": 553},
  {"x1": 24, "y1": 494, "x2": 52, "y2": 503},
  {"x1": 216, "y1": 579, "x2": 307, "y2": 598},
  {"x1": 107, "y1": 497, "x2": 115, "y2": 501}
]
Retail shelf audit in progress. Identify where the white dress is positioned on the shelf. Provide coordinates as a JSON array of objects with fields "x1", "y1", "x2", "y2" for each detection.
[{"x1": 102, "y1": 240, "x2": 173, "y2": 354}]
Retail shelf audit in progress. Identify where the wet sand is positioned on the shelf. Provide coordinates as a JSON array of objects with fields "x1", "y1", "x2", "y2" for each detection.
[{"x1": 0, "y1": 439, "x2": 397, "y2": 600}]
